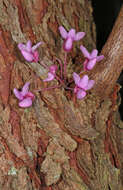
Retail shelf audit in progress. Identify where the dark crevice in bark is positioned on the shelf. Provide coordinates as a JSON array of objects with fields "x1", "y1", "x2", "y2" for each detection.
[{"x1": 108, "y1": 185, "x2": 111, "y2": 190}]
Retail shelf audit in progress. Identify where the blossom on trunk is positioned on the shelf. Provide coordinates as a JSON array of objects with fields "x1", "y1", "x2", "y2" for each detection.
[
  {"x1": 18, "y1": 40, "x2": 42, "y2": 62},
  {"x1": 80, "y1": 45, "x2": 104, "y2": 71},
  {"x1": 43, "y1": 65, "x2": 58, "y2": 82},
  {"x1": 73, "y1": 72, "x2": 95, "y2": 99},
  {"x1": 59, "y1": 26, "x2": 85, "y2": 52},
  {"x1": 13, "y1": 82, "x2": 35, "y2": 108}
]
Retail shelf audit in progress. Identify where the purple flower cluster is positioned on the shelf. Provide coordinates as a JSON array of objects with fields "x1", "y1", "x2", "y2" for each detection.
[{"x1": 14, "y1": 26, "x2": 104, "y2": 108}]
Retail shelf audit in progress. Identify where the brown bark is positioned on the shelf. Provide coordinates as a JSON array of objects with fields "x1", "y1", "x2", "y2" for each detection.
[{"x1": 0, "y1": 0, "x2": 122, "y2": 190}]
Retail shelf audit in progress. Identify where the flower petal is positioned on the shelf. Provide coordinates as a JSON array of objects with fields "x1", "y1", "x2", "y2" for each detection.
[
  {"x1": 49, "y1": 65, "x2": 58, "y2": 74},
  {"x1": 96, "y1": 55, "x2": 104, "y2": 62},
  {"x1": 73, "y1": 72, "x2": 80, "y2": 85},
  {"x1": 43, "y1": 72, "x2": 55, "y2": 82},
  {"x1": 68, "y1": 29, "x2": 76, "y2": 38},
  {"x1": 19, "y1": 97, "x2": 32, "y2": 108},
  {"x1": 59, "y1": 26, "x2": 68, "y2": 39},
  {"x1": 21, "y1": 82, "x2": 30, "y2": 96},
  {"x1": 13, "y1": 88, "x2": 23, "y2": 100},
  {"x1": 32, "y1": 42, "x2": 42, "y2": 51},
  {"x1": 91, "y1": 49, "x2": 98, "y2": 58},
  {"x1": 18, "y1": 43, "x2": 26, "y2": 51},
  {"x1": 21, "y1": 50, "x2": 34, "y2": 62},
  {"x1": 64, "y1": 38, "x2": 73, "y2": 51},
  {"x1": 76, "y1": 89, "x2": 86, "y2": 99},
  {"x1": 87, "y1": 58, "x2": 96, "y2": 70},
  {"x1": 84, "y1": 80, "x2": 95, "y2": 90},
  {"x1": 80, "y1": 45, "x2": 91, "y2": 59},
  {"x1": 78, "y1": 75, "x2": 89, "y2": 89},
  {"x1": 74, "y1": 32, "x2": 85, "y2": 41},
  {"x1": 26, "y1": 40, "x2": 32, "y2": 51}
]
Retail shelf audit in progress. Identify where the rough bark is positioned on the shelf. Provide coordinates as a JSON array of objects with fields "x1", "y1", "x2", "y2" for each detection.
[{"x1": 0, "y1": 0, "x2": 122, "y2": 190}]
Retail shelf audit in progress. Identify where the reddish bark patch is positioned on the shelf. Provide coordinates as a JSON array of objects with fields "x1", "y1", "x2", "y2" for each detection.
[
  {"x1": 73, "y1": 13, "x2": 79, "y2": 31},
  {"x1": 32, "y1": 0, "x2": 48, "y2": 24},
  {"x1": 71, "y1": 135, "x2": 83, "y2": 143},
  {"x1": 0, "y1": 137, "x2": 24, "y2": 169},
  {"x1": 69, "y1": 151, "x2": 90, "y2": 186},
  {"x1": 0, "y1": 28, "x2": 15, "y2": 105},
  {"x1": 29, "y1": 169, "x2": 42, "y2": 188},
  {"x1": 111, "y1": 84, "x2": 120, "y2": 111},
  {"x1": 48, "y1": 18, "x2": 59, "y2": 36},
  {"x1": 37, "y1": 132, "x2": 49, "y2": 166},
  {"x1": 105, "y1": 118, "x2": 120, "y2": 168},
  {"x1": 9, "y1": 110, "x2": 22, "y2": 144},
  {"x1": 104, "y1": 85, "x2": 120, "y2": 168},
  {"x1": 37, "y1": 130, "x2": 49, "y2": 156},
  {"x1": 0, "y1": 27, "x2": 15, "y2": 63},
  {"x1": 15, "y1": 0, "x2": 36, "y2": 41}
]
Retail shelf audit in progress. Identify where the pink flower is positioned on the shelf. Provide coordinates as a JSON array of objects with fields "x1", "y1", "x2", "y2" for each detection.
[
  {"x1": 13, "y1": 82, "x2": 35, "y2": 108},
  {"x1": 18, "y1": 40, "x2": 42, "y2": 62},
  {"x1": 73, "y1": 72, "x2": 95, "y2": 99},
  {"x1": 80, "y1": 45, "x2": 104, "y2": 71},
  {"x1": 59, "y1": 26, "x2": 85, "y2": 52},
  {"x1": 43, "y1": 65, "x2": 58, "y2": 82}
]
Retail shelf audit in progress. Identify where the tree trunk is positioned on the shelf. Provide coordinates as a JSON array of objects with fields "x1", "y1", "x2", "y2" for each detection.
[{"x1": 0, "y1": 0, "x2": 122, "y2": 189}]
